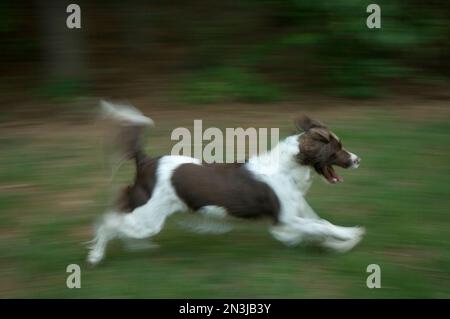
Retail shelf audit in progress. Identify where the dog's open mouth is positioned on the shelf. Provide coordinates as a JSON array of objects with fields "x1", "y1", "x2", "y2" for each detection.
[{"x1": 322, "y1": 165, "x2": 343, "y2": 184}]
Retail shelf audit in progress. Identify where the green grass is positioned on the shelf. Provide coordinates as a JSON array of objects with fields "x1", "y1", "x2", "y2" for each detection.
[{"x1": 0, "y1": 107, "x2": 449, "y2": 298}]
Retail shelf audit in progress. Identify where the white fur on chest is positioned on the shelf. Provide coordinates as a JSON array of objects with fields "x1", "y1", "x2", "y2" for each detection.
[
  {"x1": 245, "y1": 134, "x2": 315, "y2": 218},
  {"x1": 246, "y1": 134, "x2": 313, "y2": 192}
]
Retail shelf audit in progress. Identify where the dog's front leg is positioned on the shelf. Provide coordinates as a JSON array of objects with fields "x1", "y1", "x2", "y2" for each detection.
[
  {"x1": 289, "y1": 217, "x2": 364, "y2": 242},
  {"x1": 320, "y1": 235, "x2": 364, "y2": 253},
  {"x1": 296, "y1": 196, "x2": 319, "y2": 219},
  {"x1": 296, "y1": 197, "x2": 365, "y2": 245},
  {"x1": 271, "y1": 204, "x2": 364, "y2": 251}
]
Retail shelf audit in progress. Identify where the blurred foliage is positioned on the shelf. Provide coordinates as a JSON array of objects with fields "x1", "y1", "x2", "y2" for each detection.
[
  {"x1": 178, "y1": 66, "x2": 282, "y2": 104},
  {"x1": 177, "y1": 0, "x2": 449, "y2": 101},
  {"x1": 36, "y1": 78, "x2": 88, "y2": 102},
  {"x1": 0, "y1": 0, "x2": 449, "y2": 102}
]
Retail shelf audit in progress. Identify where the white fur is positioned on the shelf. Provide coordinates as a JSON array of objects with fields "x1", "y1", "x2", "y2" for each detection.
[
  {"x1": 348, "y1": 151, "x2": 361, "y2": 169},
  {"x1": 87, "y1": 104, "x2": 364, "y2": 265},
  {"x1": 246, "y1": 135, "x2": 364, "y2": 249},
  {"x1": 100, "y1": 100, "x2": 154, "y2": 126},
  {"x1": 88, "y1": 155, "x2": 198, "y2": 264}
]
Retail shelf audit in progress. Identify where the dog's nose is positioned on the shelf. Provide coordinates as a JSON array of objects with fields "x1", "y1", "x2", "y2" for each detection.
[{"x1": 348, "y1": 152, "x2": 360, "y2": 168}]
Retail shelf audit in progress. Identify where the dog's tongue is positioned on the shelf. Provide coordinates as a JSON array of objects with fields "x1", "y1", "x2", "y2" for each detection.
[{"x1": 324, "y1": 166, "x2": 343, "y2": 184}]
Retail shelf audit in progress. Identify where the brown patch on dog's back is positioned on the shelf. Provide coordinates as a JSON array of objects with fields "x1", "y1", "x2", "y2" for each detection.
[{"x1": 171, "y1": 163, "x2": 281, "y2": 223}]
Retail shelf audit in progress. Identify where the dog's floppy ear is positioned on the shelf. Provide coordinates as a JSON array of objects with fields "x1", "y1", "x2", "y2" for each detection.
[
  {"x1": 294, "y1": 114, "x2": 326, "y2": 132},
  {"x1": 310, "y1": 127, "x2": 331, "y2": 143}
]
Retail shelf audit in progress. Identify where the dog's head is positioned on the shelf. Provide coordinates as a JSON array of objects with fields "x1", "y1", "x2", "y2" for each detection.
[{"x1": 295, "y1": 115, "x2": 360, "y2": 184}]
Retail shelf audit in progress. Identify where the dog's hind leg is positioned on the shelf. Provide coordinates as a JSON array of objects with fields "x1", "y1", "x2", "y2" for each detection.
[
  {"x1": 87, "y1": 212, "x2": 124, "y2": 265},
  {"x1": 86, "y1": 210, "x2": 167, "y2": 266},
  {"x1": 87, "y1": 195, "x2": 176, "y2": 265}
]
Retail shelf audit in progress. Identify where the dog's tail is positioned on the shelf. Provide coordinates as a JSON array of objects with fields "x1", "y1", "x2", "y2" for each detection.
[{"x1": 100, "y1": 100, "x2": 154, "y2": 175}]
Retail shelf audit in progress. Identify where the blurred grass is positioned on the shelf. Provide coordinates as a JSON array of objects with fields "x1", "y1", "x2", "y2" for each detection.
[{"x1": 0, "y1": 104, "x2": 449, "y2": 298}]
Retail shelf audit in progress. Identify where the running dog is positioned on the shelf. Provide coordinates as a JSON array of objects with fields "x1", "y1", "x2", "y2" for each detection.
[{"x1": 87, "y1": 101, "x2": 364, "y2": 265}]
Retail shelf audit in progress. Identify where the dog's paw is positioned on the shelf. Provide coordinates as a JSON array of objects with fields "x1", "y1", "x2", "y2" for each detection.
[
  {"x1": 341, "y1": 226, "x2": 365, "y2": 241},
  {"x1": 87, "y1": 250, "x2": 104, "y2": 266},
  {"x1": 353, "y1": 226, "x2": 366, "y2": 238},
  {"x1": 322, "y1": 235, "x2": 363, "y2": 253}
]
